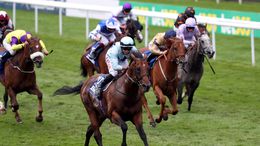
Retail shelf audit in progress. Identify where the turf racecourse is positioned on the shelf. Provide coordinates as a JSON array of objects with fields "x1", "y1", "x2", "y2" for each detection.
[{"x1": 0, "y1": 8, "x2": 259, "y2": 146}]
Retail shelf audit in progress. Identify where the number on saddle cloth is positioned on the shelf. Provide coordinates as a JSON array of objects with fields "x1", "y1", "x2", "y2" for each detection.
[{"x1": 144, "y1": 50, "x2": 157, "y2": 69}]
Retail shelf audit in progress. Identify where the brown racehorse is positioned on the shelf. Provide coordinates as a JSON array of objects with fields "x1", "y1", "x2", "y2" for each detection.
[
  {"x1": 0, "y1": 37, "x2": 45, "y2": 123},
  {"x1": 80, "y1": 28, "x2": 156, "y2": 127},
  {"x1": 80, "y1": 19, "x2": 140, "y2": 78},
  {"x1": 140, "y1": 37, "x2": 185, "y2": 123},
  {"x1": 54, "y1": 52, "x2": 151, "y2": 146}
]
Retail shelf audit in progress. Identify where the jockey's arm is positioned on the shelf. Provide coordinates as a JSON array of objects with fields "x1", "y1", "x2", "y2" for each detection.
[
  {"x1": 11, "y1": 44, "x2": 24, "y2": 51},
  {"x1": 39, "y1": 40, "x2": 49, "y2": 55},
  {"x1": 89, "y1": 25, "x2": 101, "y2": 41},
  {"x1": 10, "y1": 37, "x2": 23, "y2": 51},
  {"x1": 107, "y1": 48, "x2": 123, "y2": 71}
]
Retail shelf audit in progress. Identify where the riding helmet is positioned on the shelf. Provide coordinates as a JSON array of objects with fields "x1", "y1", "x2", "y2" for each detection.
[
  {"x1": 120, "y1": 36, "x2": 135, "y2": 48},
  {"x1": 122, "y1": 3, "x2": 132, "y2": 13},
  {"x1": 185, "y1": 7, "x2": 195, "y2": 18}
]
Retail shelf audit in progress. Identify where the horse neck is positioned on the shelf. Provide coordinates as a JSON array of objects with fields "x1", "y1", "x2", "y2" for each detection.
[
  {"x1": 116, "y1": 71, "x2": 140, "y2": 98},
  {"x1": 158, "y1": 54, "x2": 178, "y2": 78},
  {"x1": 12, "y1": 50, "x2": 34, "y2": 70},
  {"x1": 187, "y1": 45, "x2": 204, "y2": 70}
]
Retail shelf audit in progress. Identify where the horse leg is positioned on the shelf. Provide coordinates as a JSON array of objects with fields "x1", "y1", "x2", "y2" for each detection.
[
  {"x1": 7, "y1": 88, "x2": 22, "y2": 123},
  {"x1": 132, "y1": 112, "x2": 148, "y2": 146},
  {"x1": 111, "y1": 111, "x2": 128, "y2": 146},
  {"x1": 28, "y1": 86, "x2": 43, "y2": 122},
  {"x1": 85, "y1": 108, "x2": 105, "y2": 146},
  {"x1": 141, "y1": 94, "x2": 156, "y2": 127},
  {"x1": 154, "y1": 86, "x2": 166, "y2": 123},
  {"x1": 1, "y1": 88, "x2": 8, "y2": 113},
  {"x1": 85, "y1": 124, "x2": 94, "y2": 146},
  {"x1": 177, "y1": 81, "x2": 184, "y2": 104},
  {"x1": 166, "y1": 90, "x2": 179, "y2": 115},
  {"x1": 187, "y1": 82, "x2": 199, "y2": 111}
]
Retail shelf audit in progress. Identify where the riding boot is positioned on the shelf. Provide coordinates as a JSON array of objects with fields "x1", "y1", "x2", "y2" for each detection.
[
  {"x1": 88, "y1": 42, "x2": 104, "y2": 60},
  {"x1": 96, "y1": 74, "x2": 114, "y2": 100},
  {"x1": 0, "y1": 51, "x2": 11, "y2": 74}
]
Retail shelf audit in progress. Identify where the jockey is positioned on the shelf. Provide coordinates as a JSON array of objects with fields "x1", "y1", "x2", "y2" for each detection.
[
  {"x1": 92, "y1": 36, "x2": 138, "y2": 105},
  {"x1": 184, "y1": 7, "x2": 196, "y2": 20},
  {"x1": 174, "y1": 13, "x2": 187, "y2": 29},
  {"x1": 147, "y1": 29, "x2": 176, "y2": 61},
  {"x1": 112, "y1": 2, "x2": 143, "y2": 41},
  {"x1": 0, "y1": 11, "x2": 14, "y2": 43},
  {"x1": 176, "y1": 17, "x2": 200, "y2": 49},
  {"x1": 0, "y1": 30, "x2": 49, "y2": 74},
  {"x1": 88, "y1": 17, "x2": 121, "y2": 60}
]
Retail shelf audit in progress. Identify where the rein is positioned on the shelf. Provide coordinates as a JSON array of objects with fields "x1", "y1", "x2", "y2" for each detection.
[
  {"x1": 158, "y1": 59, "x2": 177, "y2": 82},
  {"x1": 10, "y1": 61, "x2": 35, "y2": 74},
  {"x1": 115, "y1": 71, "x2": 146, "y2": 96}
]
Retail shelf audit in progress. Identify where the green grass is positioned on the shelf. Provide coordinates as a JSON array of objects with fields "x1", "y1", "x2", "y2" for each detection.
[
  {"x1": 125, "y1": 0, "x2": 260, "y2": 12},
  {"x1": 0, "y1": 7, "x2": 260, "y2": 146}
]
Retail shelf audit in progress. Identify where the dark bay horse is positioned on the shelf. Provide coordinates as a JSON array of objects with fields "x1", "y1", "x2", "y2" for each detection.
[
  {"x1": 140, "y1": 37, "x2": 185, "y2": 123},
  {"x1": 0, "y1": 37, "x2": 45, "y2": 123},
  {"x1": 55, "y1": 52, "x2": 151, "y2": 146},
  {"x1": 177, "y1": 32, "x2": 215, "y2": 111}
]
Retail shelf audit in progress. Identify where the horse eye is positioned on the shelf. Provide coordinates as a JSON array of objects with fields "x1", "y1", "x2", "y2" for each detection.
[{"x1": 201, "y1": 40, "x2": 204, "y2": 44}]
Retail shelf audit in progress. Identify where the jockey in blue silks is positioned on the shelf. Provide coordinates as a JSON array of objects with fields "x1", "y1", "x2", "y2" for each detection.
[
  {"x1": 88, "y1": 17, "x2": 121, "y2": 60},
  {"x1": 92, "y1": 36, "x2": 138, "y2": 106}
]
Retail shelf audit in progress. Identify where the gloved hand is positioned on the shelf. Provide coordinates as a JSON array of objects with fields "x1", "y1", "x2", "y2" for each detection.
[{"x1": 95, "y1": 36, "x2": 101, "y2": 42}]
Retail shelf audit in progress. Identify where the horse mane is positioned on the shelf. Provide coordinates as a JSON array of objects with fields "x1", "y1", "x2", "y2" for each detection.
[{"x1": 131, "y1": 51, "x2": 143, "y2": 59}]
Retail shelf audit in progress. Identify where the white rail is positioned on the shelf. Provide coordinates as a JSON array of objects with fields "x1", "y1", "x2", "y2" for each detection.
[{"x1": 1, "y1": 0, "x2": 260, "y2": 65}]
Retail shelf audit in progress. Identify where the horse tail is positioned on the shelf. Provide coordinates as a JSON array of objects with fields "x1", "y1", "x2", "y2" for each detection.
[
  {"x1": 80, "y1": 55, "x2": 88, "y2": 77},
  {"x1": 53, "y1": 81, "x2": 83, "y2": 96}
]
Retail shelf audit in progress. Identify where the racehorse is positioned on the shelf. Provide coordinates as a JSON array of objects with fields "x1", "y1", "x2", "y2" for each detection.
[
  {"x1": 177, "y1": 32, "x2": 215, "y2": 111},
  {"x1": 0, "y1": 36, "x2": 45, "y2": 123},
  {"x1": 140, "y1": 37, "x2": 185, "y2": 123},
  {"x1": 81, "y1": 19, "x2": 140, "y2": 78},
  {"x1": 54, "y1": 52, "x2": 151, "y2": 146}
]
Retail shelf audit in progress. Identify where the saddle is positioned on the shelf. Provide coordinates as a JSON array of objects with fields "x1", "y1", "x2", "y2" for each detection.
[{"x1": 144, "y1": 50, "x2": 157, "y2": 69}]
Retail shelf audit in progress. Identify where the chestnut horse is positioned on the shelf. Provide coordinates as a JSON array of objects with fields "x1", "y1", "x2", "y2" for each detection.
[
  {"x1": 54, "y1": 52, "x2": 151, "y2": 146},
  {"x1": 140, "y1": 37, "x2": 185, "y2": 123},
  {"x1": 177, "y1": 32, "x2": 215, "y2": 111},
  {"x1": 0, "y1": 37, "x2": 45, "y2": 123}
]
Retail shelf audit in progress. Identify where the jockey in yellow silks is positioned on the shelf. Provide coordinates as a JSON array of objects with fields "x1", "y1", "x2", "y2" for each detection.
[{"x1": 0, "y1": 30, "x2": 49, "y2": 74}]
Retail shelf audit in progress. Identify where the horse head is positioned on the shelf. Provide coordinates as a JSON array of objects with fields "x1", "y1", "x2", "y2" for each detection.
[
  {"x1": 24, "y1": 37, "x2": 45, "y2": 68},
  {"x1": 128, "y1": 51, "x2": 151, "y2": 92},
  {"x1": 166, "y1": 37, "x2": 186, "y2": 63},
  {"x1": 125, "y1": 19, "x2": 138, "y2": 39},
  {"x1": 198, "y1": 32, "x2": 215, "y2": 58}
]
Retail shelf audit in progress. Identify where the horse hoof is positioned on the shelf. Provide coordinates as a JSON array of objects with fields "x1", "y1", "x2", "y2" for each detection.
[
  {"x1": 172, "y1": 110, "x2": 178, "y2": 115},
  {"x1": 163, "y1": 115, "x2": 168, "y2": 121},
  {"x1": 177, "y1": 99, "x2": 182, "y2": 104},
  {"x1": 0, "y1": 109, "x2": 7, "y2": 115},
  {"x1": 36, "y1": 116, "x2": 43, "y2": 122},
  {"x1": 16, "y1": 118, "x2": 22, "y2": 124},
  {"x1": 150, "y1": 122, "x2": 156, "y2": 128},
  {"x1": 155, "y1": 118, "x2": 161, "y2": 123}
]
